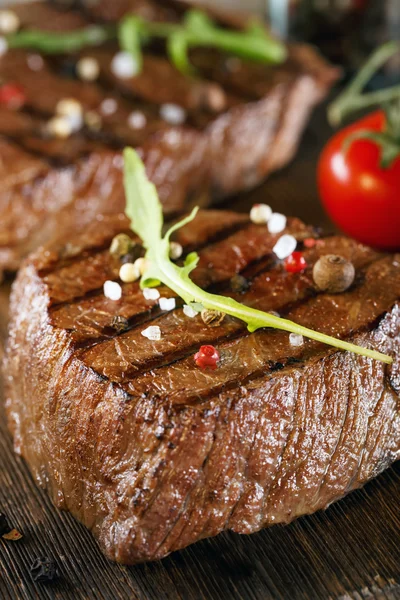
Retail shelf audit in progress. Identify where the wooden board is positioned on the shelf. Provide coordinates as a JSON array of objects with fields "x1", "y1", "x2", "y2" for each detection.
[{"x1": 0, "y1": 105, "x2": 399, "y2": 600}]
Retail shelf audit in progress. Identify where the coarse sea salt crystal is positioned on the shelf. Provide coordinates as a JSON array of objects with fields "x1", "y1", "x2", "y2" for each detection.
[
  {"x1": 160, "y1": 103, "x2": 186, "y2": 125},
  {"x1": 143, "y1": 287, "x2": 160, "y2": 301},
  {"x1": 250, "y1": 203, "x2": 272, "y2": 225},
  {"x1": 183, "y1": 304, "x2": 198, "y2": 318},
  {"x1": 141, "y1": 325, "x2": 161, "y2": 341},
  {"x1": 273, "y1": 234, "x2": 297, "y2": 260},
  {"x1": 104, "y1": 280, "x2": 122, "y2": 301},
  {"x1": 66, "y1": 112, "x2": 84, "y2": 132},
  {"x1": 159, "y1": 297, "x2": 176, "y2": 311},
  {"x1": 268, "y1": 213, "x2": 287, "y2": 234},
  {"x1": 100, "y1": 98, "x2": 118, "y2": 116},
  {"x1": 289, "y1": 333, "x2": 304, "y2": 347},
  {"x1": 128, "y1": 110, "x2": 147, "y2": 130},
  {"x1": 111, "y1": 51, "x2": 139, "y2": 79},
  {"x1": 27, "y1": 53, "x2": 44, "y2": 71}
]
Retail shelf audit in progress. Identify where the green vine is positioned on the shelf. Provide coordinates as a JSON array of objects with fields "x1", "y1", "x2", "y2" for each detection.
[
  {"x1": 328, "y1": 41, "x2": 400, "y2": 127},
  {"x1": 329, "y1": 41, "x2": 400, "y2": 168}
]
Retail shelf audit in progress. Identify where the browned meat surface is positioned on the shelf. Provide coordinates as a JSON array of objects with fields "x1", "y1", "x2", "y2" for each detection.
[
  {"x1": 0, "y1": 1, "x2": 339, "y2": 275},
  {"x1": 4, "y1": 209, "x2": 400, "y2": 564}
]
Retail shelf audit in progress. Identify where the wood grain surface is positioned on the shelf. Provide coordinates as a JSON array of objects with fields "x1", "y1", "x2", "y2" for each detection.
[{"x1": 0, "y1": 104, "x2": 399, "y2": 600}]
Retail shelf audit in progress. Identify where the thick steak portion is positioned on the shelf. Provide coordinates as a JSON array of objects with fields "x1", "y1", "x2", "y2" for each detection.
[
  {"x1": 5, "y1": 210, "x2": 399, "y2": 564},
  {"x1": 0, "y1": 1, "x2": 338, "y2": 275}
]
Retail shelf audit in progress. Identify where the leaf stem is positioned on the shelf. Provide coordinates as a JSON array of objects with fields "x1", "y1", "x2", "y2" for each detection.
[
  {"x1": 155, "y1": 254, "x2": 392, "y2": 365},
  {"x1": 328, "y1": 41, "x2": 400, "y2": 127}
]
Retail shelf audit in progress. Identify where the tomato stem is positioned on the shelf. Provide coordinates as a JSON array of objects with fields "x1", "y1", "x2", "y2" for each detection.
[{"x1": 328, "y1": 41, "x2": 400, "y2": 127}]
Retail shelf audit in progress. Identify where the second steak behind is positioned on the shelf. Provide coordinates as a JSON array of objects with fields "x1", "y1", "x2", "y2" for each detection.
[{"x1": 0, "y1": 0, "x2": 339, "y2": 275}]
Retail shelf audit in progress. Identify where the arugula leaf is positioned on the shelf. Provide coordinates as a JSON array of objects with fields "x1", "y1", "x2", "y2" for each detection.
[
  {"x1": 123, "y1": 148, "x2": 163, "y2": 251},
  {"x1": 123, "y1": 148, "x2": 393, "y2": 365}
]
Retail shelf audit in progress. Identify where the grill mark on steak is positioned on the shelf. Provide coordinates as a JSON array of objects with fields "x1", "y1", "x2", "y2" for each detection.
[
  {"x1": 80, "y1": 237, "x2": 379, "y2": 379},
  {"x1": 45, "y1": 212, "x2": 254, "y2": 306},
  {"x1": 39, "y1": 209, "x2": 248, "y2": 278},
  {"x1": 121, "y1": 256, "x2": 400, "y2": 405},
  {"x1": 48, "y1": 218, "x2": 311, "y2": 346},
  {"x1": 43, "y1": 233, "x2": 386, "y2": 410},
  {"x1": 4, "y1": 209, "x2": 400, "y2": 564},
  {"x1": 44, "y1": 218, "x2": 302, "y2": 305}
]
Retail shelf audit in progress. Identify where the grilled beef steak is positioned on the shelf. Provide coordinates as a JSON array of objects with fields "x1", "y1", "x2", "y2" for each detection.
[
  {"x1": 4, "y1": 209, "x2": 400, "y2": 564},
  {"x1": 0, "y1": 1, "x2": 338, "y2": 275}
]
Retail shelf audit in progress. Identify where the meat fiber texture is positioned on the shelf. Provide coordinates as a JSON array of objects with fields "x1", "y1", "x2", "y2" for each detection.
[
  {"x1": 0, "y1": 0, "x2": 339, "y2": 275},
  {"x1": 4, "y1": 209, "x2": 400, "y2": 564}
]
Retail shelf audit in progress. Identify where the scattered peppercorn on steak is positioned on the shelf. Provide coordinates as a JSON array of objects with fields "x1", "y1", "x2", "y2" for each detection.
[
  {"x1": 0, "y1": 0, "x2": 338, "y2": 275},
  {"x1": 4, "y1": 209, "x2": 400, "y2": 564}
]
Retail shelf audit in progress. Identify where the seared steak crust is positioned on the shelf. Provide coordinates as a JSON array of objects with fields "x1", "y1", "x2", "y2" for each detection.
[
  {"x1": 4, "y1": 210, "x2": 400, "y2": 564},
  {"x1": 0, "y1": 1, "x2": 338, "y2": 274}
]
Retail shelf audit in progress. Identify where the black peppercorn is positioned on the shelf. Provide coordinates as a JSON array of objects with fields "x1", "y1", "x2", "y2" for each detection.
[
  {"x1": 230, "y1": 274, "x2": 249, "y2": 293},
  {"x1": 121, "y1": 247, "x2": 142, "y2": 264},
  {"x1": 30, "y1": 557, "x2": 59, "y2": 584},
  {"x1": 111, "y1": 315, "x2": 130, "y2": 333}
]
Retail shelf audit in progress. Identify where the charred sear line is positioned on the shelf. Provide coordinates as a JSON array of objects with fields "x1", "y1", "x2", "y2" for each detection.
[
  {"x1": 41, "y1": 215, "x2": 250, "y2": 281},
  {"x1": 126, "y1": 309, "x2": 391, "y2": 406},
  {"x1": 64, "y1": 239, "x2": 384, "y2": 385},
  {"x1": 38, "y1": 234, "x2": 140, "y2": 278},
  {"x1": 109, "y1": 293, "x2": 394, "y2": 405},
  {"x1": 80, "y1": 244, "x2": 378, "y2": 367}
]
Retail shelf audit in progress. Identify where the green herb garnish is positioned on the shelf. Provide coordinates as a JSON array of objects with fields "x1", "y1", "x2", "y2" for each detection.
[
  {"x1": 118, "y1": 9, "x2": 287, "y2": 75},
  {"x1": 7, "y1": 25, "x2": 116, "y2": 54},
  {"x1": 123, "y1": 147, "x2": 392, "y2": 365},
  {"x1": 6, "y1": 9, "x2": 287, "y2": 75}
]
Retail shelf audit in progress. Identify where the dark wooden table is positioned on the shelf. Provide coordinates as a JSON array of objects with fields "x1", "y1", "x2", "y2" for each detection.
[{"x1": 1, "y1": 103, "x2": 399, "y2": 600}]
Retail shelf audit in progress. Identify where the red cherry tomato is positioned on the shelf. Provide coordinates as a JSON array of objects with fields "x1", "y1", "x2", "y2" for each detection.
[
  {"x1": 284, "y1": 251, "x2": 307, "y2": 273},
  {"x1": 194, "y1": 345, "x2": 220, "y2": 370},
  {"x1": 318, "y1": 110, "x2": 400, "y2": 250}
]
